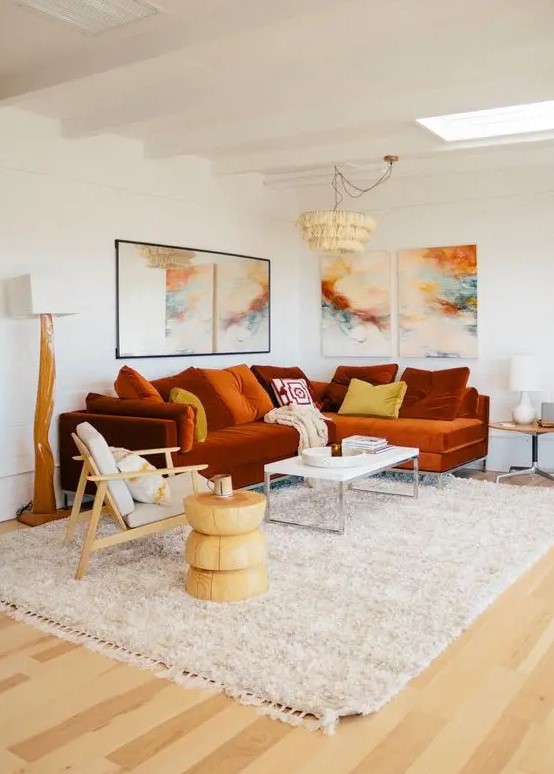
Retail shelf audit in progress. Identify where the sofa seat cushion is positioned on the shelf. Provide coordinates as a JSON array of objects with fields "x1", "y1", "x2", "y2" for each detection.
[
  {"x1": 328, "y1": 414, "x2": 486, "y2": 453},
  {"x1": 198, "y1": 365, "x2": 273, "y2": 424},
  {"x1": 322, "y1": 364, "x2": 399, "y2": 411},
  {"x1": 125, "y1": 471, "x2": 209, "y2": 528},
  {"x1": 184, "y1": 421, "x2": 300, "y2": 470}
]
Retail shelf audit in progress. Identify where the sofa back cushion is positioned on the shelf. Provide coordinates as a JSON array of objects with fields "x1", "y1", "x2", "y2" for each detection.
[
  {"x1": 151, "y1": 367, "x2": 234, "y2": 430},
  {"x1": 321, "y1": 364, "x2": 399, "y2": 411},
  {"x1": 251, "y1": 365, "x2": 317, "y2": 407},
  {"x1": 85, "y1": 393, "x2": 196, "y2": 452},
  {"x1": 457, "y1": 386, "x2": 479, "y2": 418},
  {"x1": 114, "y1": 366, "x2": 163, "y2": 402},
  {"x1": 399, "y1": 366, "x2": 470, "y2": 420},
  {"x1": 198, "y1": 364, "x2": 273, "y2": 424}
]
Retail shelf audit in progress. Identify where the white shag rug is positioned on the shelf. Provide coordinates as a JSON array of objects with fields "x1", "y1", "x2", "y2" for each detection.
[{"x1": 2, "y1": 476, "x2": 554, "y2": 734}]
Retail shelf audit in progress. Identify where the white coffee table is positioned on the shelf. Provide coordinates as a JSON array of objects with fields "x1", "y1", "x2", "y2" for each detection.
[{"x1": 263, "y1": 446, "x2": 419, "y2": 535}]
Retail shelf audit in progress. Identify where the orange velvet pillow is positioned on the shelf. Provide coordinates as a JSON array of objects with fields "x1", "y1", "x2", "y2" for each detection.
[
  {"x1": 321, "y1": 364, "x2": 399, "y2": 411},
  {"x1": 150, "y1": 367, "x2": 234, "y2": 431},
  {"x1": 457, "y1": 387, "x2": 479, "y2": 418},
  {"x1": 399, "y1": 367, "x2": 470, "y2": 420},
  {"x1": 85, "y1": 393, "x2": 195, "y2": 452},
  {"x1": 199, "y1": 364, "x2": 274, "y2": 424},
  {"x1": 114, "y1": 366, "x2": 163, "y2": 402}
]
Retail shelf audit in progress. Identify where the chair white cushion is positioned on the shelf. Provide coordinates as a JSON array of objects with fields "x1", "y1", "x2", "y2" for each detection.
[
  {"x1": 111, "y1": 448, "x2": 171, "y2": 506},
  {"x1": 125, "y1": 471, "x2": 209, "y2": 528},
  {"x1": 76, "y1": 422, "x2": 135, "y2": 517}
]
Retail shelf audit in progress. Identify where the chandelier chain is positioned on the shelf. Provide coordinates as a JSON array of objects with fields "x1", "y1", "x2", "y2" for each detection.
[{"x1": 332, "y1": 157, "x2": 395, "y2": 211}]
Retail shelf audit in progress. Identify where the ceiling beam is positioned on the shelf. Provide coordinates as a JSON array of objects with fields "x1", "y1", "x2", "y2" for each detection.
[
  {"x1": 211, "y1": 131, "x2": 554, "y2": 178},
  {"x1": 0, "y1": 0, "x2": 338, "y2": 104},
  {"x1": 143, "y1": 114, "x2": 405, "y2": 159}
]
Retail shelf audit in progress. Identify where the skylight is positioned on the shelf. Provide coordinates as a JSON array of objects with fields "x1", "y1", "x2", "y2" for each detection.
[{"x1": 416, "y1": 100, "x2": 554, "y2": 142}]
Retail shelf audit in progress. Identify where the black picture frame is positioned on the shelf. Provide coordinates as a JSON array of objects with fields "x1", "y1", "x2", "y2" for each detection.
[{"x1": 115, "y1": 239, "x2": 271, "y2": 360}]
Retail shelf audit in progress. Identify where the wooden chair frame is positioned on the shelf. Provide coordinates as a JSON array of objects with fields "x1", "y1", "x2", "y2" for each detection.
[{"x1": 64, "y1": 433, "x2": 207, "y2": 579}]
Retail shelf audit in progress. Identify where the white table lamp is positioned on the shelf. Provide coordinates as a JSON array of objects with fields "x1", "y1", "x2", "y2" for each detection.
[
  {"x1": 7, "y1": 274, "x2": 78, "y2": 526},
  {"x1": 509, "y1": 354, "x2": 539, "y2": 425}
]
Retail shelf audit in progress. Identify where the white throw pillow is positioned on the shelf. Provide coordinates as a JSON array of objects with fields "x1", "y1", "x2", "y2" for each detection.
[
  {"x1": 76, "y1": 422, "x2": 135, "y2": 516},
  {"x1": 111, "y1": 449, "x2": 171, "y2": 506},
  {"x1": 271, "y1": 377, "x2": 314, "y2": 407}
]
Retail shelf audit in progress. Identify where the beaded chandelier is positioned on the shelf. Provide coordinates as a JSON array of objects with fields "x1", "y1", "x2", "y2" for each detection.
[
  {"x1": 140, "y1": 245, "x2": 196, "y2": 269},
  {"x1": 297, "y1": 155, "x2": 398, "y2": 254}
]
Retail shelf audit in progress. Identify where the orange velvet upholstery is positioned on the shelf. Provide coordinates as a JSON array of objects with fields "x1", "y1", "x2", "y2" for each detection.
[
  {"x1": 310, "y1": 381, "x2": 329, "y2": 402},
  {"x1": 59, "y1": 411, "x2": 179, "y2": 496},
  {"x1": 329, "y1": 414, "x2": 486, "y2": 454},
  {"x1": 58, "y1": 367, "x2": 489, "y2": 494},
  {"x1": 151, "y1": 367, "x2": 234, "y2": 431},
  {"x1": 198, "y1": 364, "x2": 273, "y2": 424},
  {"x1": 458, "y1": 387, "x2": 479, "y2": 418},
  {"x1": 172, "y1": 422, "x2": 299, "y2": 474},
  {"x1": 114, "y1": 366, "x2": 163, "y2": 402},
  {"x1": 396, "y1": 440, "x2": 489, "y2": 473},
  {"x1": 321, "y1": 364, "x2": 399, "y2": 411},
  {"x1": 85, "y1": 393, "x2": 195, "y2": 452},
  {"x1": 251, "y1": 365, "x2": 317, "y2": 406},
  {"x1": 399, "y1": 366, "x2": 470, "y2": 420}
]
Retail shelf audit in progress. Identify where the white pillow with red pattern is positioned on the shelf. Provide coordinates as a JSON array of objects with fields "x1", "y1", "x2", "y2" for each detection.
[{"x1": 271, "y1": 378, "x2": 315, "y2": 407}]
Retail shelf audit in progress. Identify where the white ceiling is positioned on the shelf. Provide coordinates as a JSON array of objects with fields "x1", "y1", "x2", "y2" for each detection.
[{"x1": 1, "y1": 0, "x2": 554, "y2": 186}]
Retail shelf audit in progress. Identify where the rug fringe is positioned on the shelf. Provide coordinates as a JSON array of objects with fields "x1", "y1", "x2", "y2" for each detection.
[{"x1": 0, "y1": 599, "x2": 338, "y2": 734}]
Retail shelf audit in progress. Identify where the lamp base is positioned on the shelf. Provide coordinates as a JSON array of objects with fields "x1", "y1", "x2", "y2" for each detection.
[
  {"x1": 17, "y1": 509, "x2": 70, "y2": 527},
  {"x1": 512, "y1": 391, "x2": 536, "y2": 425}
]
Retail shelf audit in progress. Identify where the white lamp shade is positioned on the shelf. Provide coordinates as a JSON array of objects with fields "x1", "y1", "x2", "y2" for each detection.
[
  {"x1": 509, "y1": 354, "x2": 540, "y2": 392},
  {"x1": 7, "y1": 274, "x2": 78, "y2": 318}
]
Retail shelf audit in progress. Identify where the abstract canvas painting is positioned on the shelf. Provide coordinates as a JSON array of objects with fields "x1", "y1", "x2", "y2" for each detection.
[
  {"x1": 321, "y1": 252, "x2": 391, "y2": 356},
  {"x1": 165, "y1": 265, "x2": 215, "y2": 354},
  {"x1": 215, "y1": 259, "x2": 270, "y2": 353},
  {"x1": 398, "y1": 244, "x2": 478, "y2": 357},
  {"x1": 115, "y1": 240, "x2": 270, "y2": 357}
]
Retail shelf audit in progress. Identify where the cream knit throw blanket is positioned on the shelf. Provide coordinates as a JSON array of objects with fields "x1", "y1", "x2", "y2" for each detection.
[{"x1": 264, "y1": 404, "x2": 328, "y2": 452}]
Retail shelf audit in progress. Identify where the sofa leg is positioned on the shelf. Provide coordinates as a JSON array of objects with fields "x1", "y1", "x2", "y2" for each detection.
[{"x1": 437, "y1": 474, "x2": 445, "y2": 490}]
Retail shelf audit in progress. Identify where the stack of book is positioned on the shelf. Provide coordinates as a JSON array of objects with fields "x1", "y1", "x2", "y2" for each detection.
[{"x1": 342, "y1": 435, "x2": 394, "y2": 454}]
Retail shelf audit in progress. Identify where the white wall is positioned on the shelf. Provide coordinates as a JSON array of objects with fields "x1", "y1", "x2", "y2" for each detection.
[
  {"x1": 294, "y1": 163, "x2": 554, "y2": 470},
  {"x1": 0, "y1": 108, "x2": 299, "y2": 521}
]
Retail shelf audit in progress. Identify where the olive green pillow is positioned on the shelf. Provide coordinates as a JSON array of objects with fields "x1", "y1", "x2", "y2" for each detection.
[
  {"x1": 169, "y1": 387, "x2": 207, "y2": 442},
  {"x1": 338, "y1": 379, "x2": 407, "y2": 419}
]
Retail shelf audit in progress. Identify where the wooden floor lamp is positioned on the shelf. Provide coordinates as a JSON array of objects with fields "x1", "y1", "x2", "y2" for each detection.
[{"x1": 8, "y1": 275, "x2": 77, "y2": 526}]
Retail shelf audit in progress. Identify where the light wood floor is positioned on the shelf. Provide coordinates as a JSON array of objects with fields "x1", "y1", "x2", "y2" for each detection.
[{"x1": 1, "y1": 472, "x2": 554, "y2": 773}]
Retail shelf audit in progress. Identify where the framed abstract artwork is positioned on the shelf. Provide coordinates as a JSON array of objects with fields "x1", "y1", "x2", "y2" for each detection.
[
  {"x1": 320, "y1": 251, "x2": 392, "y2": 356},
  {"x1": 398, "y1": 244, "x2": 478, "y2": 358},
  {"x1": 116, "y1": 240, "x2": 270, "y2": 358}
]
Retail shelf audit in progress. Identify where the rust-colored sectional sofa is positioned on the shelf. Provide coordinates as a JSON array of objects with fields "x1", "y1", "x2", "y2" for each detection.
[{"x1": 59, "y1": 363, "x2": 489, "y2": 495}]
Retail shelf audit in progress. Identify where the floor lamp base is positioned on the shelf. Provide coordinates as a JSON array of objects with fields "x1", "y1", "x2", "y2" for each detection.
[{"x1": 18, "y1": 509, "x2": 70, "y2": 527}]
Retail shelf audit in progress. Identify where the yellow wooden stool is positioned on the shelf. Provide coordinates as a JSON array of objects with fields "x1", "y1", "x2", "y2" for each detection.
[{"x1": 184, "y1": 491, "x2": 267, "y2": 602}]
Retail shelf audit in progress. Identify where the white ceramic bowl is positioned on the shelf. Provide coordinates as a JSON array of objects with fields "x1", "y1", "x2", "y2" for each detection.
[{"x1": 301, "y1": 446, "x2": 367, "y2": 468}]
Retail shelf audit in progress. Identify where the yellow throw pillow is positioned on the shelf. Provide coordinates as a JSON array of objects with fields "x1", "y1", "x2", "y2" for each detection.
[
  {"x1": 170, "y1": 387, "x2": 208, "y2": 442},
  {"x1": 338, "y1": 379, "x2": 407, "y2": 419}
]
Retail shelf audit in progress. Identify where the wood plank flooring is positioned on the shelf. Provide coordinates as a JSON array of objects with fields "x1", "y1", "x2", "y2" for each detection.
[{"x1": 1, "y1": 472, "x2": 554, "y2": 773}]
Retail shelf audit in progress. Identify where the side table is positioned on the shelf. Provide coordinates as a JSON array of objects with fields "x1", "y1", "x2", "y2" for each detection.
[
  {"x1": 490, "y1": 422, "x2": 554, "y2": 483},
  {"x1": 184, "y1": 491, "x2": 267, "y2": 602}
]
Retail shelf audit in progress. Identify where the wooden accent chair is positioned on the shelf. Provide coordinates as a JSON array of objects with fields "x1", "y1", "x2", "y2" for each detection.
[{"x1": 64, "y1": 429, "x2": 207, "y2": 579}]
